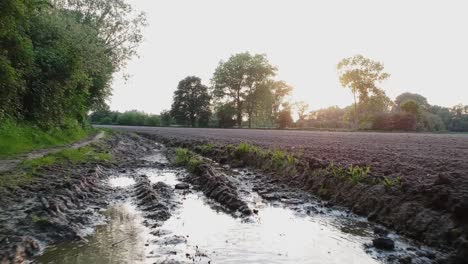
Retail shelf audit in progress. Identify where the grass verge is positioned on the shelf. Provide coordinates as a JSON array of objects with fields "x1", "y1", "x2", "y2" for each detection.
[
  {"x1": 0, "y1": 146, "x2": 111, "y2": 190},
  {"x1": 0, "y1": 119, "x2": 93, "y2": 158}
]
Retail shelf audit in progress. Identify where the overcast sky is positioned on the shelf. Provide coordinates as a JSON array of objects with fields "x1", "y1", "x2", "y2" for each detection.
[{"x1": 110, "y1": 0, "x2": 468, "y2": 114}]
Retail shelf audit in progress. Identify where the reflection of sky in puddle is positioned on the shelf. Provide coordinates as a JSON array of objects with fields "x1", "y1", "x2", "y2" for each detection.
[
  {"x1": 140, "y1": 168, "x2": 181, "y2": 187},
  {"x1": 36, "y1": 166, "x2": 426, "y2": 264},
  {"x1": 141, "y1": 152, "x2": 168, "y2": 164},
  {"x1": 155, "y1": 193, "x2": 379, "y2": 264},
  {"x1": 109, "y1": 177, "x2": 135, "y2": 188},
  {"x1": 35, "y1": 203, "x2": 154, "y2": 264}
]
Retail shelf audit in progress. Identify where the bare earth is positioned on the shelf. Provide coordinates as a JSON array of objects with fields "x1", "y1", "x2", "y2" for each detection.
[{"x1": 101, "y1": 126, "x2": 468, "y2": 187}]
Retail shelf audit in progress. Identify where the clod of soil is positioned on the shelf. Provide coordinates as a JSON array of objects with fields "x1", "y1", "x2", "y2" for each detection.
[{"x1": 372, "y1": 237, "x2": 395, "y2": 251}]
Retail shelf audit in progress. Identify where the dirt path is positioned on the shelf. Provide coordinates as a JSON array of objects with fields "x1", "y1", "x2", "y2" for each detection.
[{"x1": 0, "y1": 131, "x2": 105, "y2": 174}]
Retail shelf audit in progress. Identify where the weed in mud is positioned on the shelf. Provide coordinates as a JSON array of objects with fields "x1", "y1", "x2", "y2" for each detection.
[
  {"x1": 175, "y1": 148, "x2": 203, "y2": 174},
  {"x1": 382, "y1": 176, "x2": 402, "y2": 188},
  {"x1": 175, "y1": 148, "x2": 191, "y2": 165},
  {"x1": 348, "y1": 165, "x2": 371, "y2": 184},
  {"x1": 327, "y1": 162, "x2": 371, "y2": 184},
  {"x1": 270, "y1": 150, "x2": 288, "y2": 169},
  {"x1": 235, "y1": 142, "x2": 258, "y2": 156},
  {"x1": 187, "y1": 157, "x2": 203, "y2": 174},
  {"x1": 31, "y1": 213, "x2": 50, "y2": 225},
  {"x1": 318, "y1": 185, "x2": 328, "y2": 197},
  {"x1": 199, "y1": 143, "x2": 214, "y2": 154}
]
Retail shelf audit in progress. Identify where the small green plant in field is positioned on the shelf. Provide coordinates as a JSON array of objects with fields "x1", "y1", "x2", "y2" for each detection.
[
  {"x1": 327, "y1": 162, "x2": 370, "y2": 184},
  {"x1": 226, "y1": 144, "x2": 234, "y2": 153},
  {"x1": 348, "y1": 165, "x2": 371, "y2": 184},
  {"x1": 174, "y1": 148, "x2": 203, "y2": 174},
  {"x1": 286, "y1": 153, "x2": 296, "y2": 166},
  {"x1": 271, "y1": 150, "x2": 286, "y2": 168},
  {"x1": 187, "y1": 157, "x2": 203, "y2": 174},
  {"x1": 175, "y1": 148, "x2": 191, "y2": 165},
  {"x1": 382, "y1": 176, "x2": 402, "y2": 188},
  {"x1": 318, "y1": 185, "x2": 328, "y2": 197},
  {"x1": 199, "y1": 143, "x2": 214, "y2": 154},
  {"x1": 31, "y1": 212, "x2": 50, "y2": 225},
  {"x1": 235, "y1": 143, "x2": 253, "y2": 155},
  {"x1": 327, "y1": 161, "x2": 346, "y2": 177}
]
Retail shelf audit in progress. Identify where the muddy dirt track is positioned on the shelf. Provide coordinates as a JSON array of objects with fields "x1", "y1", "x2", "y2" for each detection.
[
  {"x1": 99, "y1": 125, "x2": 468, "y2": 263},
  {"x1": 100, "y1": 126, "x2": 468, "y2": 185}
]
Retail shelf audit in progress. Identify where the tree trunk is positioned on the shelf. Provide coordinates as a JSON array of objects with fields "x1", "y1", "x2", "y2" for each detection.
[
  {"x1": 353, "y1": 92, "x2": 358, "y2": 129},
  {"x1": 236, "y1": 93, "x2": 242, "y2": 128}
]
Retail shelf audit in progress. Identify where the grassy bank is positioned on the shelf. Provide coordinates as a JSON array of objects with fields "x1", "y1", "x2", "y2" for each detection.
[
  {"x1": 1, "y1": 145, "x2": 112, "y2": 190},
  {"x1": 0, "y1": 120, "x2": 93, "y2": 158}
]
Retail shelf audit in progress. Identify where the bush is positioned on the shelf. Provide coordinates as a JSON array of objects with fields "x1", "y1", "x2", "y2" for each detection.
[{"x1": 373, "y1": 113, "x2": 417, "y2": 131}]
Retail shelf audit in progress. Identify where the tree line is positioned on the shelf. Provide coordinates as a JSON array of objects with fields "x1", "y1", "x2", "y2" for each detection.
[
  {"x1": 92, "y1": 53, "x2": 468, "y2": 132},
  {"x1": 0, "y1": 0, "x2": 145, "y2": 129}
]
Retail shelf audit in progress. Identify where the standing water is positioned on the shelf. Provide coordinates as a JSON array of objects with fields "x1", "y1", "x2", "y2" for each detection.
[{"x1": 35, "y1": 154, "x2": 436, "y2": 263}]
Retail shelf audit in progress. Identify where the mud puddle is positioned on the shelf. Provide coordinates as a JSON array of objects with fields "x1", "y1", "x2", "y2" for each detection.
[{"x1": 34, "y1": 153, "x2": 440, "y2": 264}]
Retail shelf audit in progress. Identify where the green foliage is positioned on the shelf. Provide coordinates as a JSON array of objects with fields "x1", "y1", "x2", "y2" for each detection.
[
  {"x1": 175, "y1": 148, "x2": 191, "y2": 165},
  {"x1": 348, "y1": 165, "x2": 371, "y2": 184},
  {"x1": 212, "y1": 52, "x2": 279, "y2": 128},
  {"x1": 31, "y1": 212, "x2": 50, "y2": 225},
  {"x1": 337, "y1": 55, "x2": 390, "y2": 127},
  {"x1": 234, "y1": 142, "x2": 260, "y2": 157},
  {"x1": 199, "y1": 143, "x2": 214, "y2": 154},
  {"x1": 170, "y1": 76, "x2": 211, "y2": 127},
  {"x1": 215, "y1": 103, "x2": 237, "y2": 128},
  {"x1": 395, "y1": 92, "x2": 429, "y2": 110},
  {"x1": 0, "y1": 0, "x2": 145, "y2": 129},
  {"x1": 327, "y1": 162, "x2": 370, "y2": 184},
  {"x1": 1, "y1": 145, "x2": 110, "y2": 190},
  {"x1": 0, "y1": 119, "x2": 91, "y2": 157},
  {"x1": 382, "y1": 176, "x2": 402, "y2": 189},
  {"x1": 21, "y1": 146, "x2": 111, "y2": 172},
  {"x1": 401, "y1": 100, "x2": 420, "y2": 115},
  {"x1": 174, "y1": 148, "x2": 203, "y2": 174},
  {"x1": 90, "y1": 109, "x2": 161, "y2": 127},
  {"x1": 160, "y1": 110, "x2": 173, "y2": 126}
]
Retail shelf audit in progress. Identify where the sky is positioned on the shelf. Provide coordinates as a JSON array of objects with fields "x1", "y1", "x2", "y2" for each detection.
[{"x1": 110, "y1": 0, "x2": 468, "y2": 115}]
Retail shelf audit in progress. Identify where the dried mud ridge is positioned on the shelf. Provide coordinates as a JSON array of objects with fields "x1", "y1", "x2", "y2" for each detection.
[
  {"x1": 140, "y1": 132, "x2": 468, "y2": 264},
  {"x1": 180, "y1": 162, "x2": 252, "y2": 216}
]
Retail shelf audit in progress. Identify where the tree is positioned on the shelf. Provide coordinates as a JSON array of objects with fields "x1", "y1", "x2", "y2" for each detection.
[
  {"x1": 401, "y1": 100, "x2": 420, "y2": 115},
  {"x1": 160, "y1": 110, "x2": 172, "y2": 126},
  {"x1": 295, "y1": 101, "x2": 309, "y2": 122},
  {"x1": 337, "y1": 55, "x2": 390, "y2": 127},
  {"x1": 56, "y1": 0, "x2": 147, "y2": 71},
  {"x1": 277, "y1": 107, "x2": 293, "y2": 129},
  {"x1": 212, "y1": 52, "x2": 277, "y2": 128},
  {"x1": 270, "y1": 80, "x2": 293, "y2": 124},
  {"x1": 394, "y1": 92, "x2": 429, "y2": 111},
  {"x1": 170, "y1": 76, "x2": 211, "y2": 127},
  {"x1": 215, "y1": 103, "x2": 236, "y2": 128}
]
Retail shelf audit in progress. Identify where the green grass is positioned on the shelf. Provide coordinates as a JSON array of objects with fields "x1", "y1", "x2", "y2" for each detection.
[
  {"x1": 0, "y1": 119, "x2": 92, "y2": 157},
  {"x1": 382, "y1": 176, "x2": 402, "y2": 188},
  {"x1": 199, "y1": 143, "x2": 214, "y2": 154},
  {"x1": 0, "y1": 146, "x2": 111, "y2": 190},
  {"x1": 327, "y1": 162, "x2": 371, "y2": 184},
  {"x1": 174, "y1": 148, "x2": 203, "y2": 174}
]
